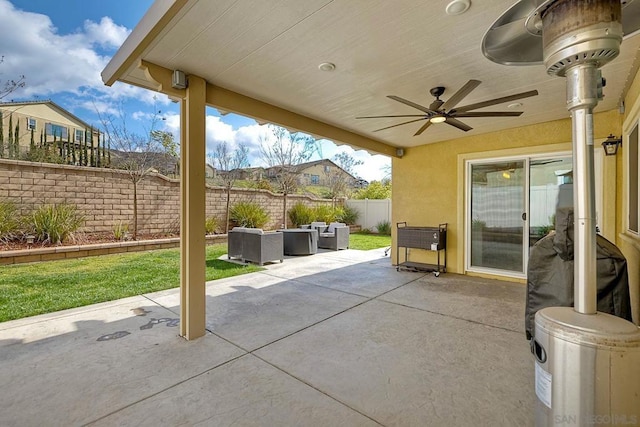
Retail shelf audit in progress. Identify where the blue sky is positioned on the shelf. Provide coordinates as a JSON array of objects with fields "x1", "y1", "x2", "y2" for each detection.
[{"x1": 0, "y1": 0, "x2": 390, "y2": 181}]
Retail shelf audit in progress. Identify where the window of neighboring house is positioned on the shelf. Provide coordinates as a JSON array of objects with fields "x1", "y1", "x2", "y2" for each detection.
[
  {"x1": 27, "y1": 118, "x2": 36, "y2": 130},
  {"x1": 324, "y1": 165, "x2": 330, "y2": 173},
  {"x1": 311, "y1": 174, "x2": 320, "y2": 185},
  {"x1": 45, "y1": 123, "x2": 68, "y2": 139},
  {"x1": 75, "y1": 129, "x2": 84, "y2": 143},
  {"x1": 628, "y1": 123, "x2": 638, "y2": 233}
]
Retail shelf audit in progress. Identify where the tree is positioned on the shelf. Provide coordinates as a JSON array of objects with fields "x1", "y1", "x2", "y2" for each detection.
[
  {"x1": 213, "y1": 141, "x2": 250, "y2": 232},
  {"x1": 259, "y1": 125, "x2": 316, "y2": 228},
  {"x1": 325, "y1": 152, "x2": 363, "y2": 204},
  {"x1": 352, "y1": 180, "x2": 391, "y2": 200},
  {"x1": 97, "y1": 101, "x2": 175, "y2": 240},
  {"x1": 0, "y1": 56, "x2": 25, "y2": 101}
]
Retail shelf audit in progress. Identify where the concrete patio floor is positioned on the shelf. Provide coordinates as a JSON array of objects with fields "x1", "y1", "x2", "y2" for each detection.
[{"x1": 0, "y1": 248, "x2": 535, "y2": 426}]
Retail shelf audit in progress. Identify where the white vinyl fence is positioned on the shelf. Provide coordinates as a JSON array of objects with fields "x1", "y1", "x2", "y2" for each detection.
[{"x1": 346, "y1": 199, "x2": 392, "y2": 231}]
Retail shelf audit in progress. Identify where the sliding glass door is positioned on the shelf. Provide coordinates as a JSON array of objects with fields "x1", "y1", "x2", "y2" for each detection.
[
  {"x1": 469, "y1": 160, "x2": 526, "y2": 273},
  {"x1": 467, "y1": 154, "x2": 572, "y2": 277}
]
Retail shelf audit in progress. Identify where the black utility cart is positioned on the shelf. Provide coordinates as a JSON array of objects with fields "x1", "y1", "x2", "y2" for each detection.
[{"x1": 396, "y1": 222, "x2": 447, "y2": 276}]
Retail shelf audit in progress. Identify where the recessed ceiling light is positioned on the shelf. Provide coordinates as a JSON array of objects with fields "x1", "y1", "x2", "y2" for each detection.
[
  {"x1": 508, "y1": 102, "x2": 523, "y2": 109},
  {"x1": 318, "y1": 62, "x2": 336, "y2": 71},
  {"x1": 445, "y1": 0, "x2": 471, "y2": 15}
]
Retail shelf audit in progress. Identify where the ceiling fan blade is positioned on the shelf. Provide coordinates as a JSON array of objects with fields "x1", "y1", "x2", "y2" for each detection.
[
  {"x1": 387, "y1": 95, "x2": 435, "y2": 114},
  {"x1": 429, "y1": 99, "x2": 444, "y2": 110},
  {"x1": 373, "y1": 118, "x2": 427, "y2": 132},
  {"x1": 440, "y1": 79, "x2": 481, "y2": 111},
  {"x1": 454, "y1": 111, "x2": 523, "y2": 117},
  {"x1": 356, "y1": 114, "x2": 426, "y2": 119},
  {"x1": 445, "y1": 117, "x2": 472, "y2": 132},
  {"x1": 414, "y1": 120, "x2": 433, "y2": 136},
  {"x1": 454, "y1": 90, "x2": 539, "y2": 112}
]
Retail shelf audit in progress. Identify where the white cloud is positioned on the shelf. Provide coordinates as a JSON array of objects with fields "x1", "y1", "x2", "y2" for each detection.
[
  {"x1": 0, "y1": 0, "x2": 138, "y2": 110},
  {"x1": 84, "y1": 17, "x2": 130, "y2": 49}
]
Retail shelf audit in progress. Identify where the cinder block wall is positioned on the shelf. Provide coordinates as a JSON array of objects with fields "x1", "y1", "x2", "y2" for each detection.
[{"x1": 0, "y1": 159, "x2": 333, "y2": 235}]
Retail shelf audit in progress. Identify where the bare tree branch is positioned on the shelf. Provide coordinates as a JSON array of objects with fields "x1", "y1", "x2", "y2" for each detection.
[
  {"x1": 213, "y1": 141, "x2": 249, "y2": 232},
  {"x1": 0, "y1": 56, "x2": 26, "y2": 101}
]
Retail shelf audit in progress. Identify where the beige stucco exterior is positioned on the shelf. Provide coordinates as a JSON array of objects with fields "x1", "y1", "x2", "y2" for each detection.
[{"x1": 0, "y1": 101, "x2": 100, "y2": 156}]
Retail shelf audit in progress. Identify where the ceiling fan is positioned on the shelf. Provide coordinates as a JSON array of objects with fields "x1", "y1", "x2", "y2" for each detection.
[{"x1": 356, "y1": 79, "x2": 538, "y2": 136}]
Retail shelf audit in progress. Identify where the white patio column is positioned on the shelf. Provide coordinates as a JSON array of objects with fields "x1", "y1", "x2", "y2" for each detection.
[{"x1": 180, "y1": 74, "x2": 207, "y2": 340}]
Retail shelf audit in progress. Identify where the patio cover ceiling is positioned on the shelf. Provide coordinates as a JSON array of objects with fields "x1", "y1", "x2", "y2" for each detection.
[{"x1": 102, "y1": 0, "x2": 640, "y2": 157}]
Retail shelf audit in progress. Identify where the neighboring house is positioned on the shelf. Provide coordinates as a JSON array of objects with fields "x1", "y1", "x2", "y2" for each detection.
[
  {"x1": 227, "y1": 166, "x2": 265, "y2": 181},
  {"x1": 0, "y1": 100, "x2": 101, "y2": 159},
  {"x1": 255, "y1": 159, "x2": 358, "y2": 188},
  {"x1": 294, "y1": 159, "x2": 358, "y2": 188},
  {"x1": 205, "y1": 163, "x2": 215, "y2": 179}
]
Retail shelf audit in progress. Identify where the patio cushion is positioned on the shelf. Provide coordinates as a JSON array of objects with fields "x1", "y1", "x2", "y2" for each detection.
[
  {"x1": 244, "y1": 228, "x2": 264, "y2": 234},
  {"x1": 327, "y1": 222, "x2": 345, "y2": 234}
]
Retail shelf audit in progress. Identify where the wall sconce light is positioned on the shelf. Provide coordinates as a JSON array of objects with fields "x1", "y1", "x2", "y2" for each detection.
[{"x1": 602, "y1": 134, "x2": 622, "y2": 156}]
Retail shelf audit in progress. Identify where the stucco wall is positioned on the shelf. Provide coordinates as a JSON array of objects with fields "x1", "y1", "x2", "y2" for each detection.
[
  {"x1": 392, "y1": 109, "x2": 623, "y2": 282},
  {"x1": 0, "y1": 159, "x2": 333, "y2": 235},
  {"x1": 621, "y1": 63, "x2": 640, "y2": 324}
]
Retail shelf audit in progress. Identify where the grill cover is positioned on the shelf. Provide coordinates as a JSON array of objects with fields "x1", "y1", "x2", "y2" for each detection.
[{"x1": 525, "y1": 208, "x2": 632, "y2": 339}]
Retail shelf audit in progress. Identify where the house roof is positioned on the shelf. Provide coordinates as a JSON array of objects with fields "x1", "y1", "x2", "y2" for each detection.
[
  {"x1": 102, "y1": 1, "x2": 640, "y2": 156},
  {"x1": 0, "y1": 99, "x2": 96, "y2": 130}
]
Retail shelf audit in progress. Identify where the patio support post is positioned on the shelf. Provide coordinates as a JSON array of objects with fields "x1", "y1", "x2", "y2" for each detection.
[{"x1": 179, "y1": 74, "x2": 207, "y2": 340}]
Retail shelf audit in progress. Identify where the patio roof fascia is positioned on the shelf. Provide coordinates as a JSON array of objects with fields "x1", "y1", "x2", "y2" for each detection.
[{"x1": 101, "y1": 0, "x2": 190, "y2": 88}]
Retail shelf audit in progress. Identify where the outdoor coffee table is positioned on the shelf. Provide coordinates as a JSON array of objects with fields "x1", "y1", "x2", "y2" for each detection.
[{"x1": 278, "y1": 228, "x2": 318, "y2": 255}]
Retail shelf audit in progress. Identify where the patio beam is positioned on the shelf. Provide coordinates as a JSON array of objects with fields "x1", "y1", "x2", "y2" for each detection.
[{"x1": 179, "y1": 74, "x2": 207, "y2": 340}]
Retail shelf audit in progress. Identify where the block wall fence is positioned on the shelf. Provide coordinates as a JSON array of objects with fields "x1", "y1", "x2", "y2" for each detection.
[{"x1": 0, "y1": 159, "x2": 337, "y2": 235}]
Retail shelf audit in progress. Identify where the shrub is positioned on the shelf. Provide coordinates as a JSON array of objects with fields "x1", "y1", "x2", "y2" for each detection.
[
  {"x1": 229, "y1": 201, "x2": 269, "y2": 228},
  {"x1": 337, "y1": 205, "x2": 360, "y2": 225},
  {"x1": 352, "y1": 180, "x2": 391, "y2": 200},
  {"x1": 29, "y1": 203, "x2": 85, "y2": 244},
  {"x1": 205, "y1": 216, "x2": 220, "y2": 234},
  {"x1": 313, "y1": 204, "x2": 335, "y2": 223},
  {"x1": 288, "y1": 202, "x2": 314, "y2": 228},
  {"x1": 0, "y1": 200, "x2": 21, "y2": 242},
  {"x1": 112, "y1": 221, "x2": 130, "y2": 241},
  {"x1": 376, "y1": 220, "x2": 392, "y2": 235}
]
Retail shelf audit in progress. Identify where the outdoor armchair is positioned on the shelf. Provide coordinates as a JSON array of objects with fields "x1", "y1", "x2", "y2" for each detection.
[
  {"x1": 227, "y1": 227, "x2": 246, "y2": 260},
  {"x1": 318, "y1": 222, "x2": 349, "y2": 251},
  {"x1": 241, "y1": 228, "x2": 284, "y2": 265}
]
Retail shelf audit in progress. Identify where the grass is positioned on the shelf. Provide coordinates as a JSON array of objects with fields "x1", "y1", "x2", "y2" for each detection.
[
  {"x1": 348, "y1": 231, "x2": 391, "y2": 251},
  {"x1": 0, "y1": 235, "x2": 391, "y2": 323},
  {"x1": 0, "y1": 243, "x2": 261, "y2": 323}
]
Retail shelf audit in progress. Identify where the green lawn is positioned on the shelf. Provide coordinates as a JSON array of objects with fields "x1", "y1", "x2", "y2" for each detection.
[
  {"x1": 0, "y1": 234, "x2": 391, "y2": 323},
  {"x1": 0, "y1": 244, "x2": 261, "y2": 322},
  {"x1": 348, "y1": 232, "x2": 391, "y2": 250}
]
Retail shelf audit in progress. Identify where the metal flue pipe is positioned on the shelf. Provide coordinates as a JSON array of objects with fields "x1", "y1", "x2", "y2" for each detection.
[{"x1": 565, "y1": 63, "x2": 599, "y2": 314}]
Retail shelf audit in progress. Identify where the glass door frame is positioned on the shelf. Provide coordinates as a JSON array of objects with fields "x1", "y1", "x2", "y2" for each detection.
[{"x1": 464, "y1": 151, "x2": 573, "y2": 279}]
